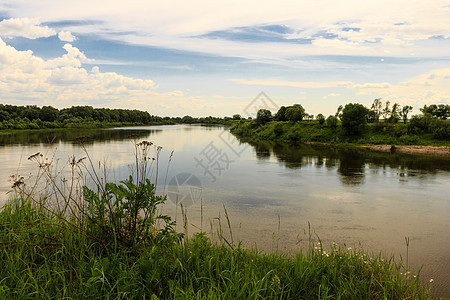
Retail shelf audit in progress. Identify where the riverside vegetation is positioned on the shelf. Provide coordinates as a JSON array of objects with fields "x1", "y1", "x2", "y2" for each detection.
[
  {"x1": 0, "y1": 139, "x2": 432, "y2": 299},
  {"x1": 231, "y1": 101, "x2": 450, "y2": 147},
  {"x1": 0, "y1": 104, "x2": 233, "y2": 130}
]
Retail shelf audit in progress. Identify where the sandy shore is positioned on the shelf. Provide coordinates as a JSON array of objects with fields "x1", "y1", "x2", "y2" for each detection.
[{"x1": 350, "y1": 144, "x2": 450, "y2": 156}]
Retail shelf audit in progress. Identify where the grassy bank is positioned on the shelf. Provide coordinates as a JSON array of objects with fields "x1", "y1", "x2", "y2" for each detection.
[
  {"x1": 0, "y1": 142, "x2": 432, "y2": 299},
  {"x1": 0, "y1": 196, "x2": 430, "y2": 299},
  {"x1": 230, "y1": 119, "x2": 450, "y2": 147}
]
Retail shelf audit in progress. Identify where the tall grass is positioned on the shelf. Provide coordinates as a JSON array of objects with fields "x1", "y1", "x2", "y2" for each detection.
[{"x1": 0, "y1": 139, "x2": 432, "y2": 299}]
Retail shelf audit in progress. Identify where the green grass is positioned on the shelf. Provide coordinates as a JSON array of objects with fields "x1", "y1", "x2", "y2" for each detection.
[{"x1": 0, "y1": 195, "x2": 431, "y2": 299}]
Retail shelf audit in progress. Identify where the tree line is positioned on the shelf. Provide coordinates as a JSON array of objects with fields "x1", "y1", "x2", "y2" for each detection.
[
  {"x1": 254, "y1": 100, "x2": 449, "y2": 139},
  {"x1": 0, "y1": 104, "x2": 232, "y2": 130}
]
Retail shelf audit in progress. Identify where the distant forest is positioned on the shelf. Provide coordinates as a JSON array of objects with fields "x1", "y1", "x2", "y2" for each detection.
[{"x1": 0, "y1": 104, "x2": 233, "y2": 130}]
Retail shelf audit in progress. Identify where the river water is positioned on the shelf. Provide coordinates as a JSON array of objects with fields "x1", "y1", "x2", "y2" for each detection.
[{"x1": 1, "y1": 125, "x2": 449, "y2": 297}]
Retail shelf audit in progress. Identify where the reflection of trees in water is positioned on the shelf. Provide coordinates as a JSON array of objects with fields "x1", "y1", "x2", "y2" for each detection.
[
  {"x1": 0, "y1": 129, "x2": 160, "y2": 146},
  {"x1": 253, "y1": 141, "x2": 272, "y2": 160},
  {"x1": 235, "y1": 136, "x2": 450, "y2": 186},
  {"x1": 337, "y1": 149, "x2": 366, "y2": 185}
]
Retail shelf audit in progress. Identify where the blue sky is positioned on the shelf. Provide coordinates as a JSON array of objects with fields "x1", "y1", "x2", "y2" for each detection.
[{"x1": 1, "y1": 1, "x2": 450, "y2": 117}]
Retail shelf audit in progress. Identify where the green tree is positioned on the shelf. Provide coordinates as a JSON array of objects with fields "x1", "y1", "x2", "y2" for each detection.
[
  {"x1": 400, "y1": 105, "x2": 413, "y2": 122},
  {"x1": 341, "y1": 103, "x2": 369, "y2": 135},
  {"x1": 316, "y1": 114, "x2": 325, "y2": 125},
  {"x1": 182, "y1": 115, "x2": 195, "y2": 124},
  {"x1": 232, "y1": 114, "x2": 241, "y2": 120},
  {"x1": 421, "y1": 104, "x2": 449, "y2": 120},
  {"x1": 335, "y1": 105, "x2": 343, "y2": 120},
  {"x1": 381, "y1": 101, "x2": 391, "y2": 121},
  {"x1": 370, "y1": 98, "x2": 383, "y2": 122},
  {"x1": 285, "y1": 107, "x2": 304, "y2": 122},
  {"x1": 388, "y1": 103, "x2": 400, "y2": 123},
  {"x1": 40, "y1": 106, "x2": 59, "y2": 122},
  {"x1": 256, "y1": 109, "x2": 272, "y2": 125},
  {"x1": 274, "y1": 106, "x2": 287, "y2": 121},
  {"x1": 326, "y1": 115, "x2": 338, "y2": 129}
]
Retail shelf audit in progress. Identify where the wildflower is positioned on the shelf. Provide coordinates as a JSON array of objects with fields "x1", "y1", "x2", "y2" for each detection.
[
  {"x1": 152, "y1": 229, "x2": 159, "y2": 239},
  {"x1": 429, "y1": 279, "x2": 434, "y2": 283}
]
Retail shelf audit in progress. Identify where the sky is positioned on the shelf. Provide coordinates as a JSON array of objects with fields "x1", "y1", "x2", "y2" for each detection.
[{"x1": 1, "y1": 0, "x2": 450, "y2": 117}]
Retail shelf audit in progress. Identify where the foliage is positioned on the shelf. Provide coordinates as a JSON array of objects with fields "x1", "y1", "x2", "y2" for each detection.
[
  {"x1": 370, "y1": 98, "x2": 383, "y2": 122},
  {"x1": 326, "y1": 115, "x2": 338, "y2": 129},
  {"x1": 401, "y1": 105, "x2": 413, "y2": 122},
  {"x1": 341, "y1": 103, "x2": 369, "y2": 135},
  {"x1": 0, "y1": 197, "x2": 431, "y2": 299},
  {"x1": 335, "y1": 105, "x2": 343, "y2": 120},
  {"x1": 232, "y1": 114, "x2": 241, "y2": 120},
  {"x1": 230, "y1": 115, "x2": 449, "y2": 146},
  {"x1": 285, "y1": 106, "x2": 305, "y2": 122},
  {"x1": 420, "y1": 104, "x2": 450, "y2": 120},
  {"x1": 316, "y1": 113, "x2": 325, "y2": 125},
  {"x1": 256, "y1": 109, "x2": 272, "y2": 125},
  {"x1": 274, "y1": 106, "x2": 287, "y2": 121}
]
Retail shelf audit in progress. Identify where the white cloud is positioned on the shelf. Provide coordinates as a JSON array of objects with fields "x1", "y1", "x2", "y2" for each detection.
[
  {"x1": 0, "y1": 37, "x2": 156, "y2": 104},
  {"x1": 0, "y1": 18, "x2": 55, "y2": 39},
  {"x1": 3, "y1": 0, "x2": 450, "y2": 58},
  {"x1": 58, "y1": 31, "x2": 76, "y2": 42},
  {"x1": 230, "y1": 70, "x2": 450, "y2": 107},
  {"x1": 0, "y1": 37, "x2": 238, "y2": 116}
]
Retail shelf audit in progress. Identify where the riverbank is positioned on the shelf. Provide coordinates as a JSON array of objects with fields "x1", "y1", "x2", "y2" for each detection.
[
  {"x1": 351, "y1": 144, "x2": 450, "y2": 156},
  {"x1": 0, "y1": 194, "x2": 431, "y2": 299},
  {"x1": 230, "y1": 120, "x2": 450, "y2": 154}
]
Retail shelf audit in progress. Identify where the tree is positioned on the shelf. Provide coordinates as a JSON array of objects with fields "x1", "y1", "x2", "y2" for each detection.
[
  {"x1": 335, "y1": 105, "x2": 343, "y2": 120},
  {"x1": 232, "y1": 114, "x2": 241, "y2": 120},
  {"x1": 182, "y1": 115, "x2": 195, "y2": 124},
  {"x1": 400, "y1": 105, "x2": 413, "y2": 122},
  {"x1": 370, "y1": 98, "x2": 383, "y2": 122},
  {"x1": 326, "y1": 115, "x2": 338, "y2": 129},
  {"x1": 256, "y1": 109, "x2": 272, "y2": 125},
  {"x1": 274, "y1": 106, "x2": 287, "y2": 121},
  {"x1": 316, "y1": 114, "x2": 325, "y2": 125},
  {"x1": 366, "y1": 110, "x2": 378, "y2": 123},
  {"x1": 381, "y1": 101, "x2": 391, "y2": 121},
  {"x1": 341, "y1": 103, "x2": 369, "y2": 135},
  {"x1": 421, "y1": 104, "x2": 450, "y2": 120},
  {"x1": 285, "y1": 107, "x2": 304, "y2": 122},
  {"x1": 388, "y1": 103, "x2": 400, "y2": 123},
  {"x1": 40, "y1": 106, "x2": 59, "y2": 122}
]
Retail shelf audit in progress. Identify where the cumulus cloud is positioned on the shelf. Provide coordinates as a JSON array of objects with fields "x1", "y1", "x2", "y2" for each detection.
[
  {"x1": 0, "y1": 37, "x2": 232, "y2": 116},
  {"x1": 0, "y1": 37, "x2": 156, "y2": 105},
  {"x1": 0, "y1": 18, "x2": 55, "y2": 39},
  {"x1": 58, "y1": 31, "x2": 76, "y2": 42}
]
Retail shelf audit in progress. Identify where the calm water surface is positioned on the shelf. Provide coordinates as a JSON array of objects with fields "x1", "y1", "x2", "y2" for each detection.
[{"x1": 1, "y1": 125, "x2": 449, "y2": 298}]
